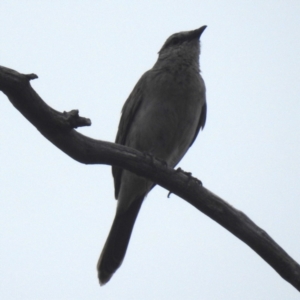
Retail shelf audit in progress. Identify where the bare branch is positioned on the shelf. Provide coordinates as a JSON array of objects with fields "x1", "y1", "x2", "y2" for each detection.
[{"x1": 1, "y1": 65, "x2": 299, "y2": 291}]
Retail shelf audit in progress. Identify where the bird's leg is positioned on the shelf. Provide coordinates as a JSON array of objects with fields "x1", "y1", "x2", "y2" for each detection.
[
  {"x1": 176, "y1": 167, "x2": 203, "y2": 185},
  {"x1": 167, "y1": 167, "x2": 202, "y2": 198},
  {"x1": 143, "y1": 151, "x2": 155, "y2": 164},
  {"x1": 155, "y1": 157, "x2": 168, "y2": 167},
  {"x1": 176, "y1": 167, "x2": 192, "y2": 177},
  {"x1": 143, "y1": 152, "x2": 168, "y2": 167}
]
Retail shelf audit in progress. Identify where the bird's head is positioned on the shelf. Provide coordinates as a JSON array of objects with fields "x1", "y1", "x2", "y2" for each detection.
[{"x1": 157, "y1": 26, "x2": 207, "y2": 64}]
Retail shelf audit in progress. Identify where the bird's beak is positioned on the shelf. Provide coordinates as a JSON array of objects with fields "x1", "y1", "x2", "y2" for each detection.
[{"x1": 190, "y1": 25, "x2": 207, "y2": 40}]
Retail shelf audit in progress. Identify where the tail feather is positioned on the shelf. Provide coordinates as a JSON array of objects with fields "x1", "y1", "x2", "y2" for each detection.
[{"x1": 97, "y1": 197, "x2": 144, "y2": 285}]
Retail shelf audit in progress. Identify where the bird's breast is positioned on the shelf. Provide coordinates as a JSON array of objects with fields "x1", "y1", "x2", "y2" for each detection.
[{"x1": 126, "y1": 68, "x2": 205, "y2": 167}]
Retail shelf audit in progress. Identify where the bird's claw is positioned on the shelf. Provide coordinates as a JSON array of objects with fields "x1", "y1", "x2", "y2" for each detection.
[
  {"x1": 175, "y1": 167, "x2": 203, "y2": 185},
  {"x1": 167, "y1": 168, "x2": 202, "y2": 198},
  {"x1": 143, "y1": 152, "x2": 167, "y2": 167}
]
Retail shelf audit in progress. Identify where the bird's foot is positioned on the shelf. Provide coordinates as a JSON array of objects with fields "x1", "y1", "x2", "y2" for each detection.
[
  {"x1": 175, "y1": 168, "x2": 202, "y2": 184},
  {"x1": 143, "y1": 152, "x2": 155, "y2": 164},
  {"x1": 143, "y1": 152, "x2": 167, "y2": 167},
  {"x1": 168, "y1": 167, "x2": 202, "y2": 198},
  {"x1": 155, "y1": 157, "x2": 168, "y2": 167}
]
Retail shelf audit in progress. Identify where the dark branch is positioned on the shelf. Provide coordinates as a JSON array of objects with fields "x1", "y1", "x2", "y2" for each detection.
[{"x1": 1, "y1": 65, "x2": 299, "y2": 292}]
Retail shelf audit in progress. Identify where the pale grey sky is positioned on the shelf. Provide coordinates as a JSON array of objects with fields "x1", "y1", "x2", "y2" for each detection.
[{"x1": 1, "y1": 1, "x2": 300, "y2": 299}]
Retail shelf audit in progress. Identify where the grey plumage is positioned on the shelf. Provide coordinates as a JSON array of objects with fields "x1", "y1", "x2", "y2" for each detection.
[{"x1": 97, "y1": 26, "x2": 207, "y2": 285}]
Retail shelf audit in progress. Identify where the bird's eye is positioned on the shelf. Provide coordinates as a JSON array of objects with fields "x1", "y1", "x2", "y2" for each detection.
[{"x1": 172, "y1": 38, "x2": 180, "y2": 45}]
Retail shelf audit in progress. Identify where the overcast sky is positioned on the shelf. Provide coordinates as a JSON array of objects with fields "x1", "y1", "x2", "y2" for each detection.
[{"x1": 1, "y1": 1, "x2": 300, "y2": 299}]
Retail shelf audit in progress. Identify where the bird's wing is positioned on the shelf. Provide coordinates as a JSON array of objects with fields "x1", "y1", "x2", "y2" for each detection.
[
  {"x1": 189, "y1": 101, "x2": 207, "y2": 148},
  {"x1": 112, "y1": 74, "x2": 146, "y2": 199}
]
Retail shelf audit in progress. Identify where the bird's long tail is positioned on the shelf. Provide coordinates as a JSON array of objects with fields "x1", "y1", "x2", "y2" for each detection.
[{"x1": 97, "y1": 197, "x2": 144, "y2": 285}]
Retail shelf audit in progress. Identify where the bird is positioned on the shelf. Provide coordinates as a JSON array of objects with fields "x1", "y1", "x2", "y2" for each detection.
[{"x1": 97, "y1": 25, "x2": 207, "y2": 285}]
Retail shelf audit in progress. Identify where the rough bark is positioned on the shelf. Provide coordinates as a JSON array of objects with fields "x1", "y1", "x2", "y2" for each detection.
[{"x1": 1, "y1": 65, "x2": 299, "y2": 291}]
